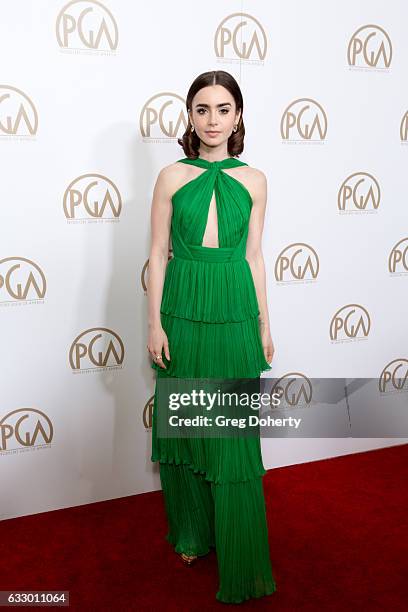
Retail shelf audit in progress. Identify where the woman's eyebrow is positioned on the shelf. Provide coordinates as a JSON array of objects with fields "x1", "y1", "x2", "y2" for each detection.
[{"x1": 195, "y1": 102, "x2": 232, "y2": 108}]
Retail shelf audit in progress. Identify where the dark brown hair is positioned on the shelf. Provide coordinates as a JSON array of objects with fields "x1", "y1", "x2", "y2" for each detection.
[{"x1": 177, "y1": 70, "x2": 245, "y2": 159}]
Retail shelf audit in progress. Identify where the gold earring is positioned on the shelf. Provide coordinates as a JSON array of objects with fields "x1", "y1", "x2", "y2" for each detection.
[{"x1": 191, "y1": 125, "x2": 194, "y2": 132}]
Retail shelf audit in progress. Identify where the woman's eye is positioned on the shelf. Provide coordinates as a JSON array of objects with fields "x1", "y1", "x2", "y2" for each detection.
[{"x1": 196, "y1": 108, "x2": 229, "y2": 114}]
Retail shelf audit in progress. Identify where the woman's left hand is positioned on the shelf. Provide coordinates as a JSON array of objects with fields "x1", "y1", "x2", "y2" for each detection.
[{"x1": 261, "y1": 326, "x2": 275, "y2": 364}]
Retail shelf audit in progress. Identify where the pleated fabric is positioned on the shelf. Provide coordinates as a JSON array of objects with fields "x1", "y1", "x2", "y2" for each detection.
[
  {"x1": 150, "y1": 156, "x2": 277, "y2": 603},
  {"x1": 159, "y1": 463, "x2": 276, "y2": 604}
]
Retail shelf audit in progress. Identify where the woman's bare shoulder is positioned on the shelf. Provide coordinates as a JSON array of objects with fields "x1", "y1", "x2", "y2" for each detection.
[
  {"x1": 244, "y1": 163, "x2": 267, "y2": 181},
  {"x1": 232, "y1": 163, "x2": 266, "y2": 197},
  {"x1": 155, "y1": 161, "x2": 188, "y2": 198},
  {"x1": 239, "y1": 164, "x2": 267, "y2": 203},
  {"x1": 157, "y1": 160, "x2": 186, "y2": 179}
]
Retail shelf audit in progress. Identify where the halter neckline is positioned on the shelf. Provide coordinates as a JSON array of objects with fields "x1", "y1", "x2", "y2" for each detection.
[
  {"x1": 176, "y1": 156, "x2": 248, "y2": 169},
  {"x1": 197, "y1": 157, "x2": 234, "y2": 164}
]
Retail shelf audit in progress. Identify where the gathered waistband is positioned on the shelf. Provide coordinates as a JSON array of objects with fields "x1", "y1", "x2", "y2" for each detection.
[{"x1": 173, "y1": 244, "x2": 245, "y2": 263}]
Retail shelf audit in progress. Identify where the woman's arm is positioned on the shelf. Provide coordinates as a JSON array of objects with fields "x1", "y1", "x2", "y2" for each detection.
[
  {"x1": 146, "y1": 167, "x2": 173, "y2": 367},
  {"x1": 245, "y1": 170, "x2": 274, "y2": 364}
]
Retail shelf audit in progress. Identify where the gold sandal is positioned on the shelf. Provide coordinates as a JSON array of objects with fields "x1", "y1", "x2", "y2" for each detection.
[{"x1": 179, "y1": 552, "x2": 198, "y2": 566}]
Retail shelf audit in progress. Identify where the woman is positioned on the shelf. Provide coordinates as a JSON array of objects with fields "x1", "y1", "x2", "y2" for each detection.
[{"x1": 147, "y1": 69, "x2": 276, "y2": 604}]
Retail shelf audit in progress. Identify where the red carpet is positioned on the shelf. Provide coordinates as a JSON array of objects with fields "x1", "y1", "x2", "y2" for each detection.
[{"x1": 1, "y1": 444, "x2": 407, "y2": 610}]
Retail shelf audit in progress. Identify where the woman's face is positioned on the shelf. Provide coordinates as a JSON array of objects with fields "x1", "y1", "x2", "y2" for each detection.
[{"x1": 189, "y1": 84, "x2": 241, "y2": 148}]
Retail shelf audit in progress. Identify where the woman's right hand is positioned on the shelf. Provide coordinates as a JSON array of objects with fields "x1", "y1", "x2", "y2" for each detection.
[{"x1": 147, "y1": 324, "x2": 170, "y2": 369}]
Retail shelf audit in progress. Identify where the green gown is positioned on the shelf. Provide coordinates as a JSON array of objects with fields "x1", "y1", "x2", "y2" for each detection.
[{"x1": 150, "y1": 156, "x2": 277, "y2": 603}]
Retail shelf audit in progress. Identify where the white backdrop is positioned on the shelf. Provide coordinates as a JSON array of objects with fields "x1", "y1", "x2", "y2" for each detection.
[{"x1": 1, "y1": 1, "x2": 407, "y2": 521}]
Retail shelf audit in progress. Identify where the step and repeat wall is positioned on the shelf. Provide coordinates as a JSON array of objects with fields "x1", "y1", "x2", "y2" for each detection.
[{"x1": 1, "y1": 1, "x2": 407, "y2": 520}]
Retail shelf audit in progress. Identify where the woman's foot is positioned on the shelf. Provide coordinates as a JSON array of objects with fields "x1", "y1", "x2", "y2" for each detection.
[{"x1": 179, "y1": 552, "x2": 197, "y2": 566}]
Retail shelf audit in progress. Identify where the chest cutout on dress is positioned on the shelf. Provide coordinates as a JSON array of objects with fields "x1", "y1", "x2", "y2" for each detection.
[
  {"x1": 172, "y1": 159, "x2": 252, "y2": 251},
  {"x1": 201, "y1": 190, "x2": 219, "y2": 248}
]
